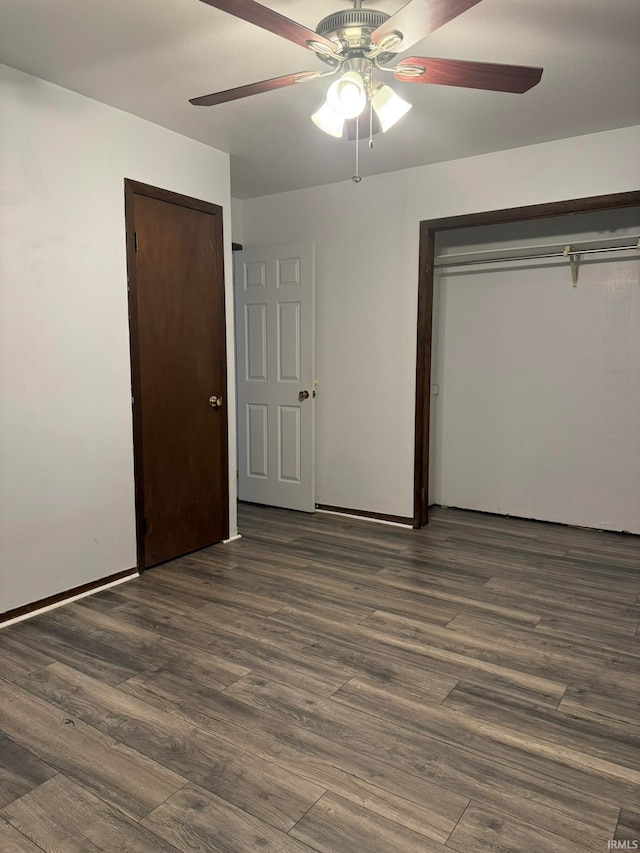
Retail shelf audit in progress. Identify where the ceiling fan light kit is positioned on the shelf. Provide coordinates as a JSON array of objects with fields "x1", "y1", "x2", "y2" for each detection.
[
  {"x1": 311, "y1": 100, "x2": 346, "y2": 137},
  {"x1": 370, "y1": 83, "x2": 413, "y2": 132},
  {"x1": 193, "y1": 0, "x2": 544, "y2": 182},
  {"x1": 326, "y1": 70, "x2": 367, "y2": 119}
]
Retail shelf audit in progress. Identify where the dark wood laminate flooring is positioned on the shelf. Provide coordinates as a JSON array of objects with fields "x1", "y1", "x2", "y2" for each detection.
[{"x1": 1, "y1": 504, "x2": 639, "y2": 852}]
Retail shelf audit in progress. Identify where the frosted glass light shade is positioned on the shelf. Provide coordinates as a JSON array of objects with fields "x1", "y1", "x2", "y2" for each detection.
[
  {"x1": 371, "y1": 85, "x2": 412, "y2": 132},
  {"x1": 327, "y1": 71, "x2": 367, "y2": 119},
  {"x1": 311, "y1": 100, "x2": 345, "y2": 138}
]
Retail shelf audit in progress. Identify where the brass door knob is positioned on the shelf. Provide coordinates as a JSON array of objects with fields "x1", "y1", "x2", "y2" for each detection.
[
  {"x1": 208, "y1": 395, "x2": 223, "y2": 408},
  {"x1": 298, "y1": 390, "x2": 310, "y2": 401}
]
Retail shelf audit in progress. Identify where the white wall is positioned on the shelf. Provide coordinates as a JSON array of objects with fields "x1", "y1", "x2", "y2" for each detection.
[
  {"x1": 230, "y1": 197, "x2": 244, "y2": 246},
  {"x1": 0, "y1": 64, "x2": 237, "y2": 614},
  {"x1": 238, "y1": 125, "x2": 640, "y2": 523},
  {"x1": 432, "y1": 212, "x2": 640, "y2": 533}
]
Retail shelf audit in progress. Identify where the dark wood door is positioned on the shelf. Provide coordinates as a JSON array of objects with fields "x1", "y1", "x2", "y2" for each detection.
[{"x1": 126, "y1": 181, "x2": 228, "y2": 568}]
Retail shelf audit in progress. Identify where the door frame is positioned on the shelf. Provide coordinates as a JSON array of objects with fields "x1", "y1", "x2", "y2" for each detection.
[
  {"x1": 413, "y1": 189, "x2": 640, "y2": 528},
  {"x1": 124, "y1": 179, "x2": 229, "y2": 569}
]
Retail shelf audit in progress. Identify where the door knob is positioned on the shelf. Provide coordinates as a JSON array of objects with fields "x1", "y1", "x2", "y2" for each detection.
[
  {"x1": 298, "y1": 390, "x2": 310, "y2": 401},
  {"x1": 208, "y1": 395, "x2": 223, "y2": 408}
]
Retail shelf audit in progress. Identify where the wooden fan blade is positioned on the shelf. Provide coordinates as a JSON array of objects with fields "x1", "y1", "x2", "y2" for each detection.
[
  {"x1": 394, "y1": 56, "x2": 543, "y2": 93},
  {"x1": 198, "y1": 0, "x2": 336, "y2": 52},
  {"x1": 190, "y1": 71, "x2": 320, "y2": 106},
  {"x1": 371, "y1": 0, "x2": 483, "y2": 52}
]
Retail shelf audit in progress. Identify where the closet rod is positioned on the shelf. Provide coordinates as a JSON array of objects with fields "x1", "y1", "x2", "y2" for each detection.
[{"x1": 435, "y1": 240, "x2": 640, "y2": 269}]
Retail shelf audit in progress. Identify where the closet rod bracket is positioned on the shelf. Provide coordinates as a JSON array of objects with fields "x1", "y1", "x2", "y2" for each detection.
[{"x1": 564, "y1": 245, "x2": 579, "y2": 286}]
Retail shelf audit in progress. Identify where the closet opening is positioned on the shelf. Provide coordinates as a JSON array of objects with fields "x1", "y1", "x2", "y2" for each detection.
[{"x1": 414, "y1": 191, "x2": 640, "y2": 530}]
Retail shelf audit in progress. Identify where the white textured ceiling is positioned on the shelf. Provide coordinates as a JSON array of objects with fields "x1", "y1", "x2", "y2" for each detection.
[{"x1": 1, "y1": 0, "x2": 639, "y2": 198}]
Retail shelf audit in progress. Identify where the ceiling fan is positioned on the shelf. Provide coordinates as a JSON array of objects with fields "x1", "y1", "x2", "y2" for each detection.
[{"x1": 191, "y1": 0, "x2": 543, "y2": 179}]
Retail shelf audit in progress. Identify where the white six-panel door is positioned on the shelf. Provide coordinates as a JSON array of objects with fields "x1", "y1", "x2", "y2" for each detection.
[{"x1": 234, "y1": 243, "x2": 315, "y2": 512}]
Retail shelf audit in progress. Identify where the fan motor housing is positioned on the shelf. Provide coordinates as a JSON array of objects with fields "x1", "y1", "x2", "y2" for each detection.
[{"x1": 315, "y1": 8, "x2": 395, "y2": 64}]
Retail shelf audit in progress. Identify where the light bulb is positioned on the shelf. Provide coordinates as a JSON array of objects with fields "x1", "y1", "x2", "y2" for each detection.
[
  {"x1": 327, "y1": 72, "x2": 367, "y2": 120},
  {"x1": 371, "y1": 85, "x2": 412, "y2": 132},
  {"x1": 311, "y1": 100, "x2": 345, "y2": 138}
]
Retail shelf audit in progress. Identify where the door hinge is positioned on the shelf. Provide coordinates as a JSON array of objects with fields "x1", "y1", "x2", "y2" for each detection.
[{"x1": 134, "y1": 232, "x2": 138, "y2": 252}]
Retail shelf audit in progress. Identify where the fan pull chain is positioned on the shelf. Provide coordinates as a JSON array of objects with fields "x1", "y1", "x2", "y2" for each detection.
[
  {"x1": 369, "y1": 99, "x2": 374, "y2": 149},
  {"x1": 352, "y1": 117, "x2": 361, "y2": 183}
]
